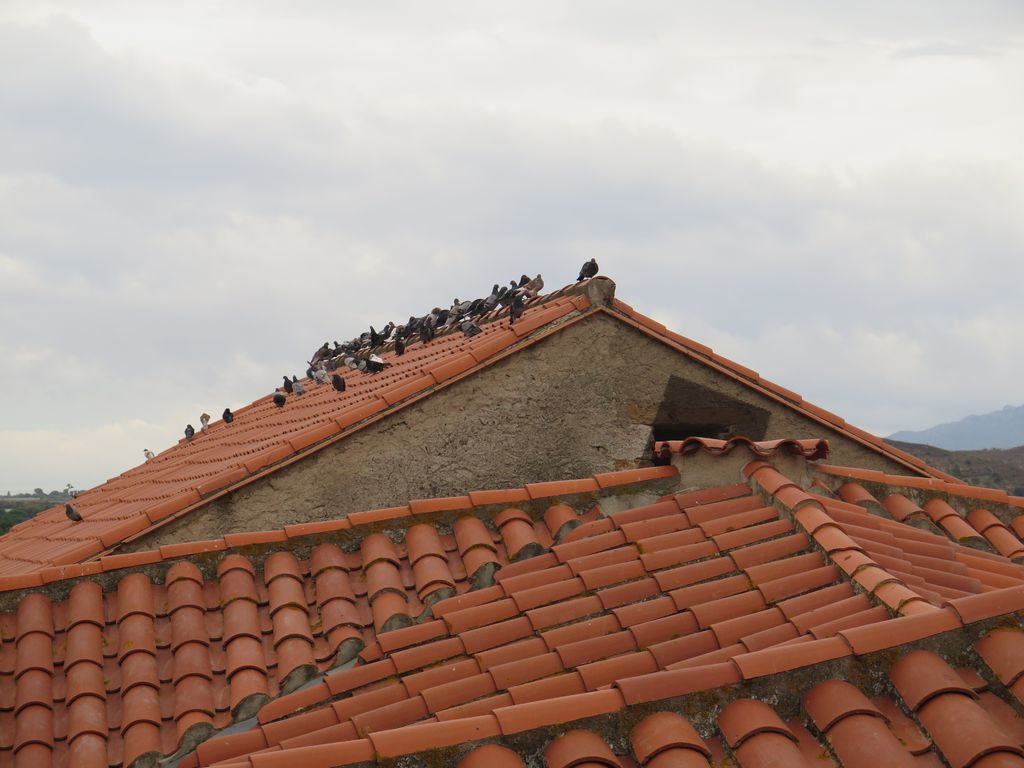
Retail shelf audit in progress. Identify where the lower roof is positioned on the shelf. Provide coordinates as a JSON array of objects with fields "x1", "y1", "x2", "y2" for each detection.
[{"x1": 2, "y1": 441, "x2": 1024, "y2": 768}]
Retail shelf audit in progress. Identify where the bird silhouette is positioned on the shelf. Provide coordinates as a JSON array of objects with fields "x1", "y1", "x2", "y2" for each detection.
[
  {"x1": 65, "y1": 503, "x2": 82, "y2": 522},
  {"x1": 395, "y1": 337, "x2": 406, "y2": 356},
  {"x1": 222, "y1": 408, "x2": 234, "y2": 424},
  {"x1": 143, "y1": 449, "x2": 155, "y2": 460},
  {"x1": 273, "y1": 392, "x2": 286, "y2": 407},
  {"x1": 200, "y1": 413, "x2": 211, "y2": 431},
  {"x1": 509, "y1": 293, "x2": 525, "y2": 326},
  {"x1": 331, "y1": 373, "x2": 346, "y2": 392},
  {"x1": 184, "y1": 424, "x2": 195, "y2": 439},
  {"x1": 293, "y1": 379, "x2": 306, "y2": 396},
  {"x1": 283, "y1": 376, "x2": 294, "y2": 394},
  {"x1": 577, "y1": 258, "x2": 599, "y2": 281}
]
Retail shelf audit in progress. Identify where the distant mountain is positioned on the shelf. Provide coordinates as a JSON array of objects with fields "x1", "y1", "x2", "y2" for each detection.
[
  {"x1": 886, "y1": 440, "x2": 1024, "y2": 497},
  {"x1": 888, "y1": 404, "x2": 1024, "y2": 450}
]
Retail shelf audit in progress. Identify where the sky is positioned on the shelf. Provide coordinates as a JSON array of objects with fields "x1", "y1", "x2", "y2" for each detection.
[{"x1": 1, "y1": 2, "x2": 1022, "y2": 491}]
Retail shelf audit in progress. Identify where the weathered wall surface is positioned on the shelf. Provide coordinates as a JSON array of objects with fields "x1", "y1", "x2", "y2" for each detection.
[{"x1": 124, "y1": 313, "x2": 912, "y2": 550}]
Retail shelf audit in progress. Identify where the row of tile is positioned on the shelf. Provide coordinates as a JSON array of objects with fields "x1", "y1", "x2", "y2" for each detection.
[
  {"x1": 0, "y1": 464, "x2": 678, "y2": 594},
  {"x1": 654, "y1": 436, "x2": 831, "y2": 461},
  {"x1": 0, "y1": 471, "x2": 684, "y2": 768},
  {"x1": 191, "y1": 470, "x2": 1024, "y2": 767},
  {"x1": 0, "y1": 289, "x2": 592, "y2": 576},
  {"x1": 204, "y1": 641, "x2": 1024, "y2": 767},
  {"x1": 821, "y1": 475, "x2": 1024, "y2": 562}
]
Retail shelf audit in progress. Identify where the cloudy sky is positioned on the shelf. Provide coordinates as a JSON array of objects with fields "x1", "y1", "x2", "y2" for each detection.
[{"x1": 1, "y1": 2, "x2": 1022, "y2": 491}]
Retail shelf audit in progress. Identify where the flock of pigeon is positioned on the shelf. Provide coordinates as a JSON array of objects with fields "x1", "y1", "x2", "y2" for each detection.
[{"x1": 62, "y1": 260, "x2": 600, "y2": 523}]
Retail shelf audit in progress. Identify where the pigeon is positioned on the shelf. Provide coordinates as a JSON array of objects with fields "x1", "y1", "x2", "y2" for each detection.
[
  {"x1": 184, "y1": 424, "x2": 195, "y2": 439},
  {"x1": 222, "y1": 408, "x2": 234, "y2": 424},
  {"x1": 200, "y1": 413, "x2": 211, "y2": 431},
  {"x1": 369, "y1": 326, "x2": 382, "y2": 347},
  {"x1": 523, "y1": 274, "x2": 544, "y2": 297},
  {"x1": 577, "y1": 258, "x2": 599, "y2": 281},
  {"x1": 283, "y1": 376, "x2": 294, "y2": 394},
  {"x1": 395, "y1": 337, "x2": 406, "y2": 356},
  {"x1": 365, "y1": 354, "x2": 388, "y2": 373},
  {"x1": 143, "y1": 448, "x2": 155, "y2": 460},
  {"x1": 509, "y1": 293, "x2": 525, "y2": 326},
  {"x1": 273, "y1": 392, "x2": 286, "y2": 407},
  {"x1": 331, "y1": 373, "x2": 346, "y2": 392},
  {"x1": 461, "y1": 321, "x2": 482, "y2": 337},
  {"x1": 483, "y1": 284, "x2": 500, "y2": 312},
  {"x1": 293, "y1": 379, "x2": 306, "y2": 396},
  {"x1": 312, "y1": 367, "x2": 329, "y2": 385},
  {"x1": 65, "y1": 503, "x2": 82, "y2": 522},
  {"x1": 518, "y1": 274, "x2": 530, "y2": 287},
  {"x1": 381, "y1": 322, "x2": 394, "y2": 341}
]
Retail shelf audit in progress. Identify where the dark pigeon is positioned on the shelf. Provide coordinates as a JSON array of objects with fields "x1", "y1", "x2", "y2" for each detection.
[
  {"x1": 509, "y1": 293, "x2": 525, "y2": 326},
  {"x1": 395, "y1": 337, "x2": 406, "y2": 356},
  {"x1": 518, "y1": 274, "x2": 530, "y2": 287},
  {"x1": 65, "y1": 503, "x2": 82, "y2": 522},
  {"x1": 273, "y1": 392, "x2": 286, "y2": 407},
  {"x1": 369, "y1": 326, "x2": 382, "y2": 347},
  {"x1": 222, "y1": 408, "x2": 234, "y2": 424},
  {"x1": 283, "y1": 376, "x2": 294, "y2": 394},
  {"x1": 331, "y1": 373, "x2": 346, "y2": 392},
  {"x1": 184, "y1": 424, "x2": 195, "y2": 439},
  {"x1": 577, "y1": 258, "x2": 599, "y2": 281},
  {"x1": 461, "y1": 321, "x2": 482, "y2": 337}
]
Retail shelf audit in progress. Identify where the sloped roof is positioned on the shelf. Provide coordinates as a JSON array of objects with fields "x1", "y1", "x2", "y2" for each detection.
[
  {"x1": 3, "y1": 447, "x2": 1024, "y2": 768},
  {"x1": 0, "y1": 279, "x2": 956, "y2": 579}
]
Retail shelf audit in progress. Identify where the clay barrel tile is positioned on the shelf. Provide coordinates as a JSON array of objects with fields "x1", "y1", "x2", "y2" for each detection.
[
  {"x1": 889, "y1": 650, "x2": 977, "y2": 712},
  {"x1": 15, "y1": 593, "x2": 54, "y2": 641},
  {"x1": 117, "y1": 613, "x2": 157, "y2": 661},
  {"x1": 169, "y1": 605, "x2": 209, "y2": 652},
  {"x1": 268, "y1": 575, "x2": 307, "y2": 617},
  {"x1": 631, "y1": 711, "x2": 710, "y2": 763},
  {"x1": 216, "y1": 554, "x2": 256, "y2": 579},
  {"x1": 65, "y1": 659, "x2": 105, "y2": 706},
  {"x1": 310, "y1": 543, "x2": 350, "y2": 577},
  {"x1": 219, "y1": 566, "x2": 260, "y2": 606},
  {"x1": 802, "y1": 680, "x2": 885, "y2": 732},
  {"x1": 372, "y1": 591, "x2": 412, "y2": 635},
  {"x1": 405, "y1": 524, "x2": 447, "y2": 565},
  {"x1": 115, "y1": 573, "x2": 156, "y2": 622},
  {"x1": 263, "y1": 551, "x2": 305, "y2": 586},
  {"x1": 67, "y1": 693, "x2": 108, "y2": 743},
  {"x1": 544, "y1": 504, "x2": 580, "y2": 542},
  {"x1": 718, "y1": 699, "x2": 796, "y2": 749},
  {"x1": 119, "y1": 651, "x2": 160, "y2": 695},
  {"x1": 222, "y1": 600, "x2": 262, "y2": 645},
  {"x1": 172, "y1": 641, "x2": 213, "y2": 683},
  {"x1": 314, "y1": 567, "x2": 356, "y2": 607},
  {"x1": 365, "y1": 560, "x2": 407, "y2": 603},
  {"x1": 66, "y1": 581, "x2": 105, "y2": 631},
  {"x1": 64, "y1": 621, "x2": 104, "y2": 672},
  {"x1": 173, "y1": 674, "x2": 216, "y2": 722},
  {"x1": 14, "y1": 668, "x2": 50, "y2": 716},
  {"x1": 412, "y1": 555, "x2": 457, "y2": 600},
  {"x1": 166, "y1": 560, "x2": 205, "y2": 587},
  {"x1": 167, "y1": 575, "x2": 206, "y2": 616},
  {"x1": 455, "y1": 517, "x2": 498, "y2": 556},
  {"x1": 500, "y1": 518, "x2": 544, "y2": 561},
  {"x1": 976, "y1": 630, "x2": 1024, "y2": 687},
  {"x1": 544, "y1": 729, "x2": 622, "y2": 768},
  {"x1": 362, "y1": 534, "x2": 401, "y2": 568},
  {"x1": 458, "y1": 743, "x2": 525, "y2": 768}
]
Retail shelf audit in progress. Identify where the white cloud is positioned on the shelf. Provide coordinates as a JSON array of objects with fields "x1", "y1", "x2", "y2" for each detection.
[{"x1": 0, "y1": 5, "x2": 1022, "y2": 488}]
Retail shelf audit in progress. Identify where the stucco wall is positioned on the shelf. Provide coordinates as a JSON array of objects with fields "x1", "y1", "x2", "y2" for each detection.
[{"x1": 123, "y1": 313, "x2": 912, "y2": 550}]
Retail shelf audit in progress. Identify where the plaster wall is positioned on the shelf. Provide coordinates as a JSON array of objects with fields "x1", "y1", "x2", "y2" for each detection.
[{"x1": 124, "y1": 313, "x2": 912, "y2": 550}]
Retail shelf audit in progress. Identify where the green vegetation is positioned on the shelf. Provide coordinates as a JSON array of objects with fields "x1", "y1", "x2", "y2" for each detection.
[{"x1": 0, "y1": 485, "x2": 75, "y2": 534}]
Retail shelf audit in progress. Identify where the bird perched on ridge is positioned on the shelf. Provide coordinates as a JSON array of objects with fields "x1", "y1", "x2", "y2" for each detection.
[
  {"x1": 143, "y1": 448, "x2": 155, "y2": 461},
  {"x1": 293, "y1": 379, "x2": 306, "y2": 396},
  {"x1": 577, "y1": 258, "x2": 598, "y2": 281},
  {"x1": 65, "y1": 503, "x2": 82, "y2": 522},
  {"x1": 461, "y1": 321, "x2": 482, "y2": 337},
  {"x1": 331, "y1": 373, "x2": 346, "y2": 392},
  {"x1": 522, "y1": 274, "x2": 544, "y2": 297},
  {"x1": 312, "y1": 366, "x2": 329, "y2": 385},
  {"x1": 222, "y1": 408, "x2": 234, "y2": 424},
  {"x1": 200, "y1": 413, "x2": 211, "y2": 432},
  {"x1": 282, "y1": 376, "x2": 294, "y2": 394},
  {"x1": 184, "y1": 424, "x2": 195, "y2": 439},
  {"x1": 395, "y1": 337, "x2": 406, "y2": 356},
  {"x1": 273, "y1": 392, "x2": 286, "y2": 407},
  {"x1": 509, "y1": 293, "x2": 525, "y2": 326}
]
